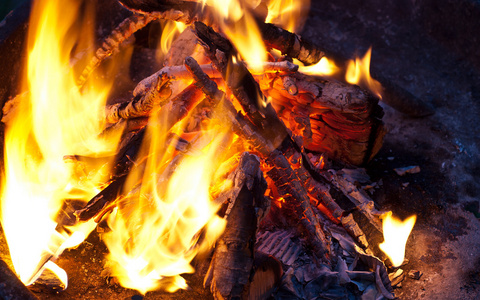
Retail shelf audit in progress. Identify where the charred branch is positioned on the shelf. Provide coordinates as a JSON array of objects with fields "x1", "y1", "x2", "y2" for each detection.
[
  {"x1": 204, "y1": 152, "x2": 268, "y2": 300},
  {"x1": 258, "y1": 22, "x2": 326, "y2": 65},
  {"x1": 104, "y1": 73, "x2": 173, "y2": 123}
]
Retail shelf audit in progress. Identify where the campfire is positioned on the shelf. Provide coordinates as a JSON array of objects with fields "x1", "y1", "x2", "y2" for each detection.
[{"x1": 0, "y1": 0, "x2": 419, "y2": 299}]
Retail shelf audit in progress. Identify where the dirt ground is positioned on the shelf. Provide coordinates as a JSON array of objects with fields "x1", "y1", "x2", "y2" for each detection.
[
  {"x1": 303, "y1": 1, "x2": 480, "y2": 299},
  {"x1": 1, "y1": 0, "x2": 480, "y2": 299}
]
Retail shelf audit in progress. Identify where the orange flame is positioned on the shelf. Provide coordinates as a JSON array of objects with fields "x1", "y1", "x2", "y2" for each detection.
[
  {"x1": 156, "y1": 20, "x2": 187, "y2": 62},
  {"x1": 379, "y1": 211, "x2": 417, "y2": 267},
  {"x1": 265, "y1": 0, "x2": 311, "y2": 33},
  {"x1": 206, "y1": 0, "x2": 267, "y2": 71},
  {"x1": 1, "y1": 0, "x2": 123, "y2": 285},
  {"x1": 297, "y1": 56, "x2": 339, "y2": 76},
  {"x1": 345, "y1": 47, "x2": 383, "y2": 98},
  {"x1": 102, "y1": 112, "x2": 230, "y2": 293}
]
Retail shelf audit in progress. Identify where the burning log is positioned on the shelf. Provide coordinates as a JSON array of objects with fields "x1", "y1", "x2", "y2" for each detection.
[
  {"x1": 261, "y1": 72, "x2": 386, "y2": 165},
  {"x1": 0, "y1": 259, "x2": 39, "y2": 300},
  {"x1": 204, "y1": 152, "x2": 270, "y2": 300},
  {"x1": 184, "y1": 55, "x2": 331, "y2": 260}
]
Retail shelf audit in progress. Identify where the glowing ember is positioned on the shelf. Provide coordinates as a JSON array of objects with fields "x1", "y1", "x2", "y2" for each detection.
[
  {"x1": 345, "y1": 47, "x2": 383, "y2": 98},
  {"x1": 379, "y1": 211, "x2": 417, "y2": 267},
  {"x1": 0, "y1": 0, "x2": 122, "y2": 285}
]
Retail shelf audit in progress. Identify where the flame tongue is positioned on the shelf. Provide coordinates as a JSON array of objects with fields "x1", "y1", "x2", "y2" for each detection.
[
  {"x1": 103, "y1": 119, "x2": 229, "y2": 294},
  {"x1": 345, "y1": 47, "x2": 383, "y2": 98},
  {"x1": 379, "y1": 211, "x2": 416, "y2": 267},
  {"x1": 1, "y1": 0, "x2": 121, "y2": 285}
]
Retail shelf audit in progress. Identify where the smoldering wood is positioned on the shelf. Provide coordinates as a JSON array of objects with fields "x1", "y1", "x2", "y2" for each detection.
[
  {"x1": 261, "y1": 73, "x2": 386, "y2": 165},
  {"x1": 192, "y1": 23, "x2": 336, "y2": 252},
  {"x1": 0, "y1": 259, "x2": 39, "y2": 300},
  {"x1": 186, "y1": 53, "x2": 378, "y2": 262},
  {"x1": 204, "y1": 152, "x2": 268, "y2": 300}
]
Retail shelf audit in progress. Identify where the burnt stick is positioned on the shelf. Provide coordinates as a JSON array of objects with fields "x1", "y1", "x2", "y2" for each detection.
[{"x1": 204, "y1": 152, "x2": 267, "y2": 300}]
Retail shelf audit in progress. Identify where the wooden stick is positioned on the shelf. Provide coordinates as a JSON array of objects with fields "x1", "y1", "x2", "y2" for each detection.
[
  {"x1": 204, "y1": 152, "x2": 268, "y2": 300},
  {"x1": 104, "y1": 74, "x2": 174, "y2": 123},
  {"x1": 76, "y1": 13, "x2": 157, "y2": 88}
]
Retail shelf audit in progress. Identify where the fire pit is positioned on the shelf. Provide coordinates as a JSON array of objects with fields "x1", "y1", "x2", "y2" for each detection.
[{"x1": 1, "y1": 0, "x2": 480, "y2": 299}]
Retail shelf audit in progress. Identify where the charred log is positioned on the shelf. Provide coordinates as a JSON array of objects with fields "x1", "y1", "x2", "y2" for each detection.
[
  {"x1": 0, "y1": 259, "x2": 39, "y2": 300},
  {"x1": 204, "y1": 152, "x2": 268, "y2": 300}
]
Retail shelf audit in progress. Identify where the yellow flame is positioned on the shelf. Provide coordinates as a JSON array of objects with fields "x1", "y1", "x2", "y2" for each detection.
[
  {"x1": 379, "y1": 211, "x2": 417, "y2": 267},
  {"x1": 157, "y1": 20, "x2": 187, "y2": 62},
  {"x1": 345, "y1": 47, "x2": 383, "y2": 98},
  {"x1": 1, "y1": 0, "x2": 123, "y2": 285},
  {"x1": 297, "y1": 57, "x2": 339, "y2": 76},
  {"x1": 207, "y1": 0, "x2": 267, "y2": 71},
  {"x1": 265, "y1": 0, "x2": 311, "y2": 33},
  {"x1": 103, "y1": 111, "x2": 229, "y2": 293}
]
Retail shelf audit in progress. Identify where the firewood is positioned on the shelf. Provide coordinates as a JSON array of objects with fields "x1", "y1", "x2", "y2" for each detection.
[
  {"x1": 76, "y1": 13, "x2": 157, "y2": 88},
  {"x1": 204, "y1": 152, "x2": 268, "y2": 300},
  {"x1": 261, "y1": 72, "x2": 386, "y2": 165},
  {"x1": 258, "y1": 22, "x2": 326, "y2": 66},
  {"x1": 0, "y1": 259, "x2": 39, "y2": 300},
  {"x1": 104, "y1": 72, "x2": 173, "y2": 123}
]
